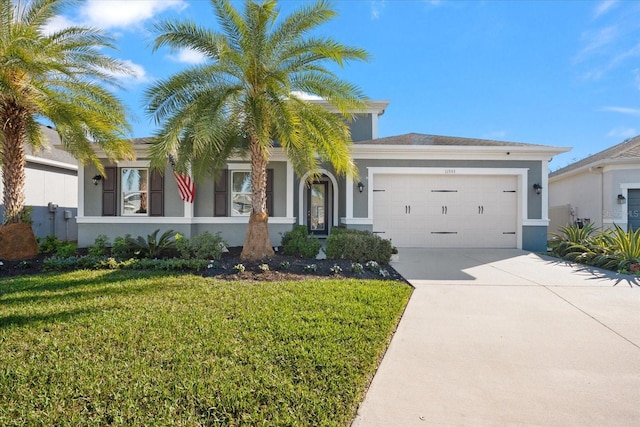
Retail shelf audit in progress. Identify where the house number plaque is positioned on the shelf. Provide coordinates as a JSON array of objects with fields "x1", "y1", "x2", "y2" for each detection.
[{"x1": 444, "y1": 169, "x2": 456, "y2": 174}]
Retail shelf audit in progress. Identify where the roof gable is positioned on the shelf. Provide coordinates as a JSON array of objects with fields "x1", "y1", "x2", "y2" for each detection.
[{"x1": 550, "y1": 135, "x2": 640, "y2": 178}]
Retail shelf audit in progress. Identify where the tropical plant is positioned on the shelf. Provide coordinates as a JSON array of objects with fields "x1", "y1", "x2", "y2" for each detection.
[
  {"x1": 550, "y1": 223, "x2": 598, "y2": 258},
  {"x1": 126, "y1": 229, "x2": 177, "y2": 259},
  {"x1": 592, "y1": 225, "x2": 640, "y2": 272},
  {"x1": 145, "y1": 0, "x2": 368, "y2": 260},
  {"x1": 0, "y1": 0, "x2": 134, "y2": 244}
]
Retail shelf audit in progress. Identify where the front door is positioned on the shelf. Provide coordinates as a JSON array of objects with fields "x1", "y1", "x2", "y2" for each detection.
[{"x1": 307, "y1": 182, "x2": 328, "y2": 235}]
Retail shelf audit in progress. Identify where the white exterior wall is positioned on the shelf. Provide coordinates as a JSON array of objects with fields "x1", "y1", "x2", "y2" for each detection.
[
  {"x1": 550, "y1": 163, "x2": 640, "y2": 233},
  {"x1": 24, "y1": 167, "x2": 77, "y2": 208},
  {"x1": 549, "y1": 170, "x2": 603, "y2": 230}
]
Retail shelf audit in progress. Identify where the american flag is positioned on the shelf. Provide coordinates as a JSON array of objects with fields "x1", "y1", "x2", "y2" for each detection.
[{"x1": 173, "y1": 171, "x2": 195, "y2": 203}]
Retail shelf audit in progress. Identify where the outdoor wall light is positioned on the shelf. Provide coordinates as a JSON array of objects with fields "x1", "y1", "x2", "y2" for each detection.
[
  {"x1": 533, "y1": 183, "x2": 543, "y2": 195},
  {"x1": 357, "y1": 182, "x2": 364, "y2": 193},
  {"x1": 617, "y1": 194, "x2": 626, "y2": 204},
  {"x1": 92, "y1": 174, "x2": 102, "y2": 186}
]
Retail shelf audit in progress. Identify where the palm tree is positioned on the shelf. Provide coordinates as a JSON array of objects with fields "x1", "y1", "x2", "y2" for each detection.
[
  {"x1": 146, "y1": 0, "x2": 368, "y2": 260},
  {"x1": 0, "y1": 0, "x2": 134, "y2": 237}
]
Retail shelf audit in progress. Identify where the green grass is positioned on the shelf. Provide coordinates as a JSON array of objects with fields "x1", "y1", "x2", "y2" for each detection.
[{"x1": 0, "y1": 271, "x2": 412, "y2": 426}]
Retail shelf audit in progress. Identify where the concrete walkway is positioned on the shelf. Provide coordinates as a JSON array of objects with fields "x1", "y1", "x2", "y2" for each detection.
[{"x1": 352, "y1": 249, "x2": 640, "y2": 427}]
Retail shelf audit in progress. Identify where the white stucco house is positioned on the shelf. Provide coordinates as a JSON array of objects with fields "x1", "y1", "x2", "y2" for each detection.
[
  {"x1": 0, "y1": 126, "x2": 78, "y2": 240},
  {"x1": 65, "y1": 99, "x2": 569, "y2": 251},
  {"x1": 549, "y1": 135, "x2": 640, "y2": 234}
]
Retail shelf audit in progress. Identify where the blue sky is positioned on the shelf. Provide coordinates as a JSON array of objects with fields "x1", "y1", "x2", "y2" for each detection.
[{"x1": 47, "y1": 0, "x2": 640, "y2": 170}]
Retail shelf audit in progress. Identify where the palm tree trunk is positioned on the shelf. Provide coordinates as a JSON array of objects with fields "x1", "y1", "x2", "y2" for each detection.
[
  {"x1": 1, "y1": 111, "x2": 27, "y2": 224},
  {"x1": 240, "y1": 141, "x2": 275, "y2": 260}
]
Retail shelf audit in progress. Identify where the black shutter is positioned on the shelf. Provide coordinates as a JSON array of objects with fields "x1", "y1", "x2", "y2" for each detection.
[
  {"x1": 214, "y1": 170, "x2": 228, "y2": 217},
  {"x1": 102, "y1": 166, "x2": 117, "y2": 216},
  {"x1": 149, "y1": 170, "x2": 164, "y2": 216},
  {"x1": 266, "y1": 169, "x2": 273, "y2": 215}
]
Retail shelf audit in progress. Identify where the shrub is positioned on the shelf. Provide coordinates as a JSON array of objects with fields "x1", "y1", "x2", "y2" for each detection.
[
  {"x1": 176, "y1": 231, "x2": 227, "y2": 260},
  {"x1": 88, "y1": 234, "x2": 110, "y2": 257},
  {"x1": 550, "y1": 223, "x2": 597, "y2": 258},
  {"x1": 279, "y1": 261, "x2": 291, "y2": 271},
  {"x1": 112, "y1": 235, "x2": 136, "y2": 260},
  {"x1": 55, "y1": 242, "x2": 77, "y2": 258},
  {"x1": 325, "y1": 228, "x2": 392, "y2": 264},
  {"x1": 281, "y1": 226, "x2": 321, "y2": 258},
  {"x1": 329, "y1": 264, "x2": 342, "y2": 275},
  {"x1": 551, "y1": 224, "x2": 640, "y2": 273},
  {"x1": 350, "y1": 262, "x2": 364, "y2": 275},
  {"x1": 126, "y1": 229, "x2": 177, "y2": 259},
  {"x1": 39, "y1": 235, "x2": 62, "y2": 254}
]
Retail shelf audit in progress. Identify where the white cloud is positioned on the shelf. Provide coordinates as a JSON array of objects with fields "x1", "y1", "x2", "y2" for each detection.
[
  {"x1": 602, "y1": 106, "x2": 640, "y2": 116},
  {"x1": 573, "y1": 26, "x2": 618, "y2": 64},
  {"x1": 607, "y1": 126, "x2": 637, "y2": 138},
  {"x1": 593, "y1": 0, "x2": 618, "y2": 19},
  {"x1": 74, "y1": 0, "x2": 187, "y2": 31},
  {"x1": 103, "y1": 59, "x2": 149, "y2": 84},
  {"x1": 42, "y1": 14, "x2": 75, "y2": 35},
  {"x1": 167, "y1": 48, "x2": 207, "y2": 65},
  {"x1": 370, "y1": 0, "x2": 385, "y2": 20}
]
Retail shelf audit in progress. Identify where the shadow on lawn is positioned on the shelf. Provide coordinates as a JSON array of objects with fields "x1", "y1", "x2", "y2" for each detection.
[
  {"x1": 0, "y1": 306, "x2": 105, "y2": 328},
  {"x1": 0, "y1": 270, "x2": 174, "y2": 328}
]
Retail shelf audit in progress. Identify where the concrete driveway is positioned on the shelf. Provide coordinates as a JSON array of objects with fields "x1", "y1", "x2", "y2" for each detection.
[{"x1": 352, "y1": 249, "x2": 640, "y2": 427}]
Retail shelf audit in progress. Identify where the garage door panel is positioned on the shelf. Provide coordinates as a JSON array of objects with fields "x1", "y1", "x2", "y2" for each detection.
[{"x1": 372, "y1": 174, "x2": 518, "y2": 248}]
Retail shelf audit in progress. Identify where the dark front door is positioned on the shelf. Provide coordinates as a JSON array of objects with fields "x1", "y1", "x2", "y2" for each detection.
[
  {"x1": 628, "y1": 189, "x2": 640, "y2": 231},
  {"x1": 307, "y1": 182, "x2": 328, "y2": 235}
]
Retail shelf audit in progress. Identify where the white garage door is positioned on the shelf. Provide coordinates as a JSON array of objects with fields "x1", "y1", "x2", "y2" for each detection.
[{"x1": 373, "y1": 174, "x2": 518, "y2": 248}]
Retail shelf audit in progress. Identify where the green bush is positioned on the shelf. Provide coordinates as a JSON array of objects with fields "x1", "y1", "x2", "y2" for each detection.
[
  {"x1": 88, "y1": 234, "x2": 110, "y2": 257},
  {"x1": 55, "y1": 242, "x2": 77, "y2": 258},
  {"x1": 39, "y1": 235, "x2": 62, "y2": 254},
  {"x1": 112, "y1": 235, "x2": 136, "y2": 260},
  {"x1": 126, "y1": 229, "x2": 177, "y2": 258},
  {"x1": 325, "y1": 228, "x2": 392, "y2": 264},
  {"x1": 43, "y1": 254, "x2": 209, "y2": 272},
  {"x1": 281, "y1": 225, "x2": 321, "y2": 258},
  {"x1": 551, "y1": 224, "x2": 640, "y2": 273},
  {"x1": 176, "y1": 231, "x2": 227, "y2": 260}
]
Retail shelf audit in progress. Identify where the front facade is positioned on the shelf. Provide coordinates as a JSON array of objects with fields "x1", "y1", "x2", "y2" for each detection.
[
  {"x1": 549, "y1": 136, "x2": 640, "y2": 235},
  {"x1": 0, "y1": 126, "x2": 78, "y2": 240},
  {"x1": 69, "y1": 100, "x2": 567, "y2": 252}
]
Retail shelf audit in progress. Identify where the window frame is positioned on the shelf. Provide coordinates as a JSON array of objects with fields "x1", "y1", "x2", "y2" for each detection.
[
  {"x1": 230, "y1": 170, "x2": 252, "y2": 217},
  {"x1": 120, "y1": 167, "x2": 150, "y2": 216}
]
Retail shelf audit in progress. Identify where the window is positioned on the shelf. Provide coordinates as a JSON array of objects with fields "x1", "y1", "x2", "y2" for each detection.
[
  {"x1": 121, "y1": 168, "x2": 148, "y2": 215},
  {"x1": 231, "y1": 171, "x2": 252, "y2": 216}
]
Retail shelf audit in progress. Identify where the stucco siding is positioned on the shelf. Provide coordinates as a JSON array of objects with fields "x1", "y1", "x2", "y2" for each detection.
[
  {"x1": 349, "y1": 114, "x2": 373, "y2": 142},
  {"x1": 549, "y1": 171, "x2": 602, "y2": 229}
]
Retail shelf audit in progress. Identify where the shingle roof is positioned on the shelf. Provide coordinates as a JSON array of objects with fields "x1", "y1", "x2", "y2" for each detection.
[
  {"x1": 25, "y1": 125, "x2": 77, "y2": 166},
  {"x1": 550, "y1": 135, "x2": 640, "y2": 177},
  {"x1": 354, "y1": 132, "x2": 547, "y2": 147}
]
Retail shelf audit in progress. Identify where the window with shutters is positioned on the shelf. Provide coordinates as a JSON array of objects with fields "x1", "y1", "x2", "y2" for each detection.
[{"x1": 224, "y1": 169, "x2": 274, "y2": 217}]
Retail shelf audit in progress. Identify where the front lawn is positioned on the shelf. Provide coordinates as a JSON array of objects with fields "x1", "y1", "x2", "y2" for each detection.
[{"x1": 0, "y1": 271, "x2": 411, "y2": 426}]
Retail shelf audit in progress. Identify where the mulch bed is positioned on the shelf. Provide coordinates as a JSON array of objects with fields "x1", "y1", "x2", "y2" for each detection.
[{"x1": 0, "y1": 247, "x2": 406, "y2": 282}]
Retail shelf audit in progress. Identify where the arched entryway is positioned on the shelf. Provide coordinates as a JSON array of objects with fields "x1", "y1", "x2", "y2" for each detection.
[{"x1": 298, "y1": 170, "x2": 338, "y2": 236}]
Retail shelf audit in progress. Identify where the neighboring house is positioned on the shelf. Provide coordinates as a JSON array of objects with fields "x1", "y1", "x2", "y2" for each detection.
[
  {"x1": 549, "y1": 135, "x2": 640, "y2": 235},
  {"x1": 67, "y1": 100, "x2": 568, "y2": 251},
  {"x1": 0, "y1": 126, "x2": 78, "y2": 241}
]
